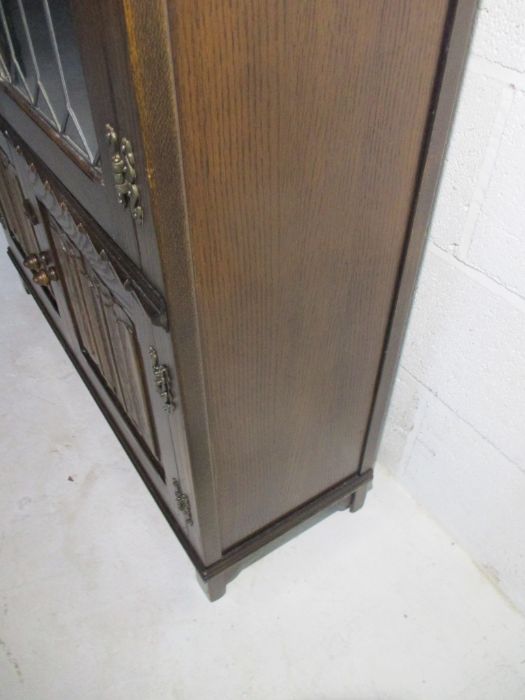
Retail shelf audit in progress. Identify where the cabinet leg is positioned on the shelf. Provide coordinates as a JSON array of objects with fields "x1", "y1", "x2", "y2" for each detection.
[
  {"x1": 197, "y1": 571, "x2": 228, "y2": 602},
  {"x1": 336, "y1": 494, "x2": 354, "y2": 511},
  {"x1": 349, "y1": 482, "x2": 370, "y2": 513}
]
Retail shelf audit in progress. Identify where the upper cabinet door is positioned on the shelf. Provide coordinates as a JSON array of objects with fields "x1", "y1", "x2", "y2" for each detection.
[
  {"x1": 0, "y1": 0, "x2": 99, "y2": 169},
  {"x1": 0, "y1": 0, "x2": 164, "y2": 292}
]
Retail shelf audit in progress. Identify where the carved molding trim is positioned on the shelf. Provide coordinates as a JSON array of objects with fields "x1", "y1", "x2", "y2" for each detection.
[{"x1": 1, "y1": 120, "x2": 167, "y2": 328}]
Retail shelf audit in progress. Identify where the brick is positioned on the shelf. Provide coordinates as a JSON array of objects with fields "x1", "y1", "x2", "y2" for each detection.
[
  {"x1": 431, "y1": 67, "x2": 504, "y2": 252},
  {"x1": 466, "y1": 90, "x2": 525, "y2": 298},
  {"x1": 472, "y1": 0, "x2": 525, "y2": 73},
  {"x1": 399, "y1": 396, "x2": 525, "y2": 613},
  {"x1": 378, "y1": 369, "x2": 427, "y2": 473},
  {"x1": 400, "y1": 249, "x2": 525, "y2": 466}
]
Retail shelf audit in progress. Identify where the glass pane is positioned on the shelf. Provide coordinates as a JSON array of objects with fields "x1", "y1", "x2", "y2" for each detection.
[
  {"x1": 20, "y1": 0, "x2": 67, "y2": 129},
  {"x1": 0, "y1": 18, "x2": 14, "y2": 83},
  {"x1": 0, "y1": 0, "x2": 37, "y2": 100},
  {"x1": 64, "y1": 112, "x2": 86, "y2": 154},
  {"x1": 0, "y1": 0, "x2": 99, "y2": 165},
  {"x1": 35, "y1": 85, "x2": 55, "y2": 123},
  {"x1": 47, "y1": 0, "x2": 98, "y2": 162}
]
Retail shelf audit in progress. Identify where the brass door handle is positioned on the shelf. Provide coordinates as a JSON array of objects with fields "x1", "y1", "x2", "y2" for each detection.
[
  {"x1": 23, "y1": 251, "x2": 58, "y2": 285},
  {"x1": 23, "y1": 253, "x2": 40, "y2": 270},
  {"x1": 32, "y1": 267, "x2": 58, "y2": 286}
]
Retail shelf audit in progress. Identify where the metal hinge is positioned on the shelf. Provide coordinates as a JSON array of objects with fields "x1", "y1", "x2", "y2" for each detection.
[
  {"x1": 148, "y1": 346, "x2": 175, "y2": 412},
  {"x1": 173, "y1": 478, "x2": 193, "y2": 526},
  {"x1": 105, "y1": 123, "x2": 143, "y2": 224}
]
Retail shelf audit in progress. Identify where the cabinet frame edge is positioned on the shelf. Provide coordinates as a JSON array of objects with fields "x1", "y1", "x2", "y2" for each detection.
[{"x1": 359, "y1": 0, "x2": 478, "y2": 476}]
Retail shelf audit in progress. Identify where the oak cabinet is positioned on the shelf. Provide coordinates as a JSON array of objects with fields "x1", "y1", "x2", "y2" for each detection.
[{"x1": 0, "y1": 1, "x2": 475, "y2": 599}]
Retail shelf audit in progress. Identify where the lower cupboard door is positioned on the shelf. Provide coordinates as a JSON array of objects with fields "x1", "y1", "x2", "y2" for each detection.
[
  {"x1": 49, "y1": 213, "x2": 160, "y2": 462},
  {"x1": 3, "y1": 123, "x2": 199, "y2": 544},
  {"x1": 25, "y1": 161, "x2": 196, "y2": 535},
  {"x1": 0, "y1": 147, "x2": 40, "y2": 257}
]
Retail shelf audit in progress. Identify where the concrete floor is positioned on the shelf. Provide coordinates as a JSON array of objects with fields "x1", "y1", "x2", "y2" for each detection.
[{"x1": 1, "y1": 248, "x2": 525, "y2": 700}]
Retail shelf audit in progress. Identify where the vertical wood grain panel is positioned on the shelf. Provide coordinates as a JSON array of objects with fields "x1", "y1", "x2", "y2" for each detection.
[
  {"x1": 168, "y1": 1, "x2": 450, "y2": 548},
  {"x1": 360, "y1": 0, "x2": 477, "y2": 477}
]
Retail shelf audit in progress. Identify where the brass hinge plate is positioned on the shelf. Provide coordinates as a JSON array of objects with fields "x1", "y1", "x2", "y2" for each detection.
[
  {"x1": 105, "y1": 123, "x2": 143, "y2": 224},
  {"x1": 149, "y1": 345, "x2": 175, "y2": 412},
  {"x1": 173, "y1": 478, "x2": 193, "y2": 526}
]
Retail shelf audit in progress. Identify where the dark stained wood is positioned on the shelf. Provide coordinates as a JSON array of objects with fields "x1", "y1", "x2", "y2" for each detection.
[
  {"x1": 47, "y1": 214, "x2": 161, "y2": 464},
  {"x1": 166, "y1": 0, "x2": 450, "y2": 548},
  {"x1": 0, "y1": 83, "x2": 102, "y2": 183},
  {"x1": 120, "y1": 0, "x2": 223, "y2": 565},
  {"x1": 0, "y1": 72, "x2": 126, "y2": 258},
  {"x1": 1, "y1": 0, "x2": 476, "y2": 598},
  {"x1": 8, "y1": 246, "x2": 200, "y2": 549},
  {"x1": 360, "y1": 0, "x2": 478, "y2": 476},
  {"x1": 0, "y1": 147, "x2": 39, "y2": 255},
  {"x1": 0, "y1": 136, "x2": 63, "y2": 320},
  {"x1": 1, "y1": 124, "x2": 193, "y2": 537},
  {"x1": 71, "y1": 0, "x2": 167, "y2": 295},
  {"x1": 70, "y1": 6, "x2": 201, "y2": 545}
]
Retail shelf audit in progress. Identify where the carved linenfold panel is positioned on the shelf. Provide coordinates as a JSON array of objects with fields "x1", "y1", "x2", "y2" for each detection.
[
  {"x1": 0, "y1": 125, "x2": 170, "y2": 479},
  {"x1": 0, "y1": 0, "x2": 476, "y2": 601},
  {"x1": 48, "y1": 213, "x2": 159, "y2": 460},
  {"x1": 0, "y1": 147, "x2": 39, "y2": 255},
  {"x1": 23, "y1": 249, "x2": 58, "y2": 286},
  {"x1": 149, "y1": 345, "x2": 175, "y2": 412}
]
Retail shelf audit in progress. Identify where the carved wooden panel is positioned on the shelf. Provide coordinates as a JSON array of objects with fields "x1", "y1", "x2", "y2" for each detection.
[
  {"x1": 1, "y1": 125, "x2": 171, "y2": 482},
  {"x1": 47, "y1": 212, "x2": 159, "y2": 461},
  {"x1": 0, "y1": 146, "x2": 38, "y2": 254}
]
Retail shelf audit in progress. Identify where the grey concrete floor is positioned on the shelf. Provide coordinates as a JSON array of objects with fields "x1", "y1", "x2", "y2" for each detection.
[{"x1": 1, "y1": 248, "x2": 525, "y2": 700}]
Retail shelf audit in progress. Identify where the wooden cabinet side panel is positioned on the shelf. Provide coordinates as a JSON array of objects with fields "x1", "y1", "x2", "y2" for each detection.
[
  {"x1": 360, "y1": 0, "x2": 478, "y2": 476},
  {"x1": 167, "y1": 1, "x2": 451, "y2": 548}
]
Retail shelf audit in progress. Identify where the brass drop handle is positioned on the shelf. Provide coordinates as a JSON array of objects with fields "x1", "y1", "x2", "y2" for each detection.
[
  {"x1": 32, "y1": 267, "x2": 58, "y2": 286},
  {"x1": 23, "y1": 251, "x2": 58, "y2": 285},
  {"x1": 23, "y1": 253, "x2": 40, "y2": 270}
]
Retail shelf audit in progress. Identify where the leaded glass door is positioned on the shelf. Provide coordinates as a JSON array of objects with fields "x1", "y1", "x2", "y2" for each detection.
[
  {"x1": 0, "y1": 0, "x2": 163, "y2": 292},
  {"x1": 0, "y1": 0, "x2": 98, "y2": 165}
]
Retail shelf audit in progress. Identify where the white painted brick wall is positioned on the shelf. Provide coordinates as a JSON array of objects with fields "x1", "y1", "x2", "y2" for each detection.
[{"x1": 379, "y1": 0, "x2": 525, "y2": 613}]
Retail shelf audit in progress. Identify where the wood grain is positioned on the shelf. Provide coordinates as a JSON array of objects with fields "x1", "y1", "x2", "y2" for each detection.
[
  {"x1": 360, "y1": 0, "x2": 478, "y2": 477},
  {"x1": 121, "y1": 0, "x2": 224, "y2": 563},
  {"x1": 167, "y1": 0, "x2": 450, "y2": 548},
  {"x1": 72, "y1": 0, "x2": 165, "y2": 290},
  {"x1": 1, "y1": 0, "x2": 476, "y2": 597},
  {"x1": 0, "y1": 148, "x2": 39, "y2": 255},
  {"x1": 1, "y1": 122, "x2": 191, "y2": 531}
]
